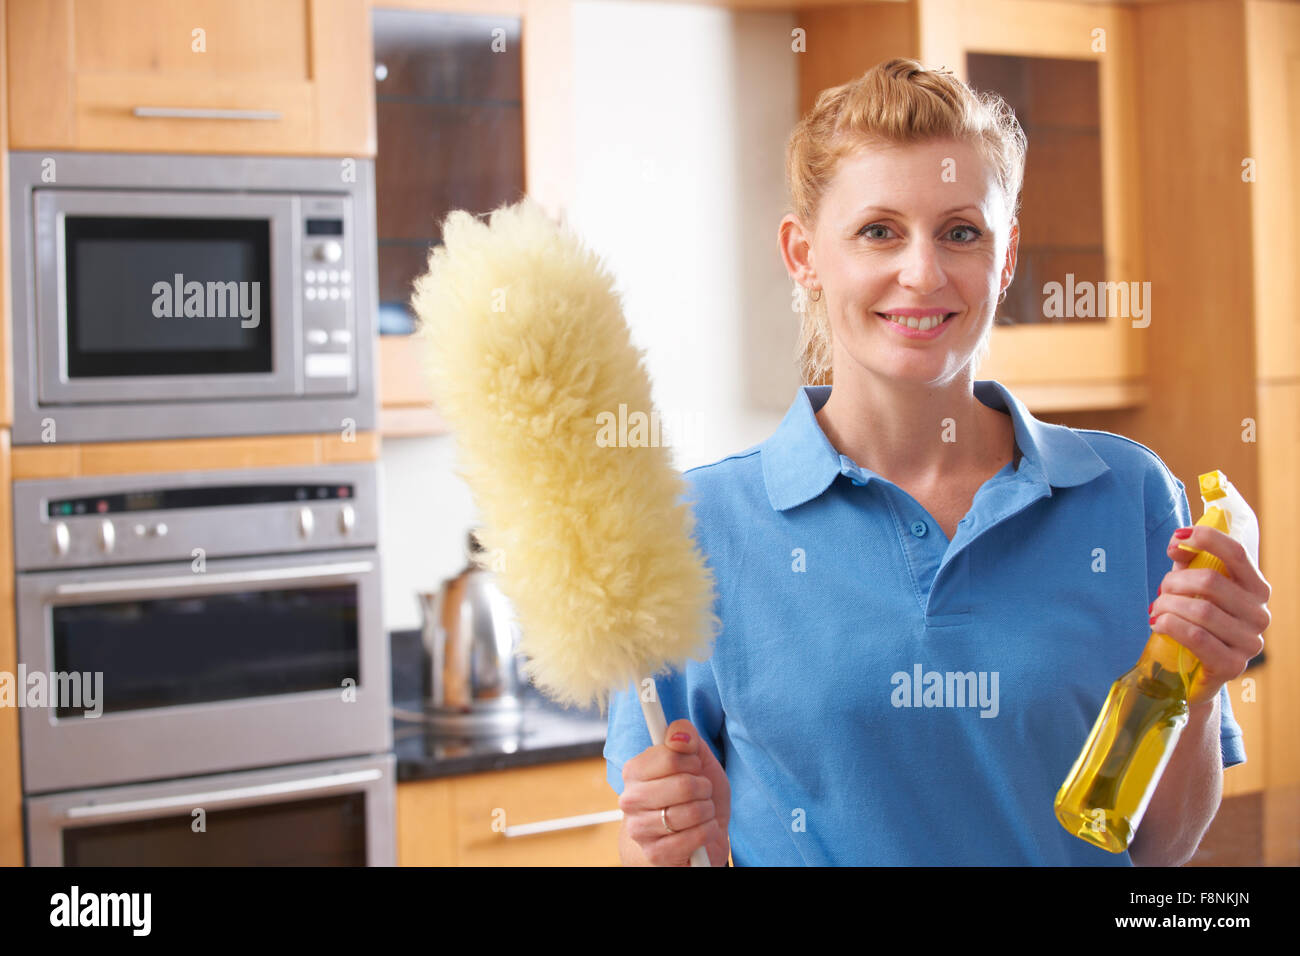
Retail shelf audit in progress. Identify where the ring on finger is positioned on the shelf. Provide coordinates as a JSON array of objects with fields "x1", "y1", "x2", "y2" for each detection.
[{"x1": 661, "y1": 807, "x2": 677, "y2": 833}]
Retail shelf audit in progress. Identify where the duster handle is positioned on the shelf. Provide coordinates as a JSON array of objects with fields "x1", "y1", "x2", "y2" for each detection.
[{"x1": 639, "y1": 678, "x2": 712, "y2": 867}]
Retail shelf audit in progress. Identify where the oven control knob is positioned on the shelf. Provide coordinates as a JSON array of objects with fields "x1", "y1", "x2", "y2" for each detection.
[
  {"x1": 298, "y1": 507, "x2": 314, "y2": 538},
  {"x1": 154, "y1": 522, "x2": 168, "y2": 537},
  {"x1": 99, "y1": 520, "x2": 115, "y2": 553},
  {"x1": 339, "y1": 503, "x2": 355, "y2": 535},
  {"x1": 315, "y1": 241, "x2": 343, "y2": 264},
  {"x1": 53, "y1": 521, "x2": 70, "y2": 556}
]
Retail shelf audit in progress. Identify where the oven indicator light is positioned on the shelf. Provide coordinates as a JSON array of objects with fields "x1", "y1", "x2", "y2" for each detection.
[
  {"x1": 337, "y1": 486, "x2": 350, "y2": 498},
  {"x1": 96, "y1": 500, "x2": 108, "y2": 513}
]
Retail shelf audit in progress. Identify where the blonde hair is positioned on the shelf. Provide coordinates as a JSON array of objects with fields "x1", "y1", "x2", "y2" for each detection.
[{"x1": 785, "y1": 58, "x2": 1027, "y2": 386}]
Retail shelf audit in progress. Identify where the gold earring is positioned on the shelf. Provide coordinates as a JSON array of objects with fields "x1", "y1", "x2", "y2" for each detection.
[{"x1": 809, "y1": 287, "x2": 822, "y2": 303}]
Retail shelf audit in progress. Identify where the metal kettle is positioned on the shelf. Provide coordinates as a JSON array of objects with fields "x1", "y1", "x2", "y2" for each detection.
[{"x1": 418, "y1": 529, "x2": 527, "y2": 735}]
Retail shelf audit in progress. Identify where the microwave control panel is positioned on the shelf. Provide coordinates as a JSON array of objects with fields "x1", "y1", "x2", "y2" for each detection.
[{"x1": 301, "y1": 196, "x2": 356, "y2": 395}]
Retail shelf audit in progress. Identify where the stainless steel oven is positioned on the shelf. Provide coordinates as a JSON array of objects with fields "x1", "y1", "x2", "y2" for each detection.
[
  {"x1": 13, "y1": 463, "x2": 392, "y2": 799},
  {"x1": 7, "y1": 151, "x2": 377, "y2": 444},
  {"x1": 25, "y1": 753, "x2": 395, "y2": 866}
]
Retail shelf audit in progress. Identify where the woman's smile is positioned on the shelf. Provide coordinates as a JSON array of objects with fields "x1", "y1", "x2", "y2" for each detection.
[{"x1": 875, "y1": 310, "x2": 958, "y2": 338}]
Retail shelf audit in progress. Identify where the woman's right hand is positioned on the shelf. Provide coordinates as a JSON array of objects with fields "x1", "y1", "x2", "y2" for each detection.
[{"x1": 617, "y1": 718, "x2": 731, "y2": 866}]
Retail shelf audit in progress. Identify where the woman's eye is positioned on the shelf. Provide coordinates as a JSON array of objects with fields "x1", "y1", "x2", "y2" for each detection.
[
  {"x1": 948, "y1": 225, "x2": 982, "y2": 242},
  {"x1": 858, "y1": 223, "x2": 891, "y2": 239}
]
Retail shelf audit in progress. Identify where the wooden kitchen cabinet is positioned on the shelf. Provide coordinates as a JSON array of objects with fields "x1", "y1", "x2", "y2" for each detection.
[
  {"x1": 6, "y1": 0, "x2": 375, "y2": 156},
  {"x1": 397, "y1": 757, "x2": 624, "y2": 866},
  {"x1": 370, "y1": 2, "x2": 524, "y2": 436},
  {"x1": 918, "y1": 0, "x2": 1147, "y2": 411},
  {"x1": 790, "y1": 0, "x2": 1144, "y2": 410},
  {"x1": 368, "y1": 0, "x2": 573, "y2": 437}
]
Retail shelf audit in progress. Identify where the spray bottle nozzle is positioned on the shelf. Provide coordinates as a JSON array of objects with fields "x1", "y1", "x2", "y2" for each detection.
[{"x1": 1199, "y1": 471, "x2": 1226, "y2": 501}]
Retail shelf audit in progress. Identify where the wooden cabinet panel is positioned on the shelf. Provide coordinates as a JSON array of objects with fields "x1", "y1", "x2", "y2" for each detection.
[
  {"x1": 9, "y1": 432, "x2": 379, "y2": 479},
  {"x1": 398, "y1": 758, "x2": 623, "y2": 866},
  {"x1": 6, "y1": 0, "x2": 374, "y2": 155},
  {"x1": 1257, "y1": 381, "x2": 1300, "y2": 862},
  {"x1": 74, "y1": 0, "x2": 310, "y2": 78},
  {"x1": 1247, "y1": 0, "x2": 1300, "y2": 381},
  {"x1": 0, "y1": 0, "x2": 8, "y2": 430}
]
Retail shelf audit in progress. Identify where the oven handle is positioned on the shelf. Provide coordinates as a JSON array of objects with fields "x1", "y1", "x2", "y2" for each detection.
[
  {"x1": 502, "y1": 809, "x2": 624, "y2": 838},
  {"x1": 63, "y1": 768, "x2": 383, "y2": 822},
  {"x1": 53, "y1": 560, "x2": 375, "y2": 597},
  {"x1": 132, "y1": 106, "x2": 282, "y2": 121}
]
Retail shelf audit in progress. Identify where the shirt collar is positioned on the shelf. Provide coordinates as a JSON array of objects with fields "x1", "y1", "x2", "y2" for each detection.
[{"x1": 761, "y1": 379, "x2": 1110, "y2": 512}]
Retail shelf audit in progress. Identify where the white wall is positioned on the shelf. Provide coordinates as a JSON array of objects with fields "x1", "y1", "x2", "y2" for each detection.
[{"x1": 379, "y1": 0, "x2": 801, "y2": 631}]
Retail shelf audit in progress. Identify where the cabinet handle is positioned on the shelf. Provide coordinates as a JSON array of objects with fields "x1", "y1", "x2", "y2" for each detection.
[
  {"x1": 502, "y1": 809, "x2": 623, "y2": 838},
  {"x1": 132, "y1": 106, "x2": 282, "y2": 121}
]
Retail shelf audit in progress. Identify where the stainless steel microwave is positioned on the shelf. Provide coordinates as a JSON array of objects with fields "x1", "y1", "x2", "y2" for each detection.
[{"x1": 7, "y1": 152, "x2": 378, "y2": 445}]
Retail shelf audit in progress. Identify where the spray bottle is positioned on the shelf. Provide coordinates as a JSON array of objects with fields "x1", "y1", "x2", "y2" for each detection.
[{"x1": 1054, "y1": 470, "x2": 1259, "y2": 853}]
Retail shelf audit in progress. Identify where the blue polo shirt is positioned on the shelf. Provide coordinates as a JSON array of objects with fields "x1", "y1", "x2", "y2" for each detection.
[{"x1": 604, "y1": 379, "x2": 1245, "y2": 865}]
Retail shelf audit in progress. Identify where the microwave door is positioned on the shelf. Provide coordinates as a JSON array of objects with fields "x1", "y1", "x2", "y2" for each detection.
[{"x1": 33, "y1": 190, "x2": 302, "y2": 405}]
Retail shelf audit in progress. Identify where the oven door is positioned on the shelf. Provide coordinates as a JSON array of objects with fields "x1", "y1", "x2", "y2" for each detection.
[
  {"x1": 17, "y1": 549, "x2": 390, "y2": 794},
  {"x1": 25, "y1": 753, "x2": 395, "y2": 866},
  {"x1": 33, "y1": 189, "x2": 301, "y2": 404}
]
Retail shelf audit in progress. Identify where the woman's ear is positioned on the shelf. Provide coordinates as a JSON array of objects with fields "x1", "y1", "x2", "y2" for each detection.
[
  {"x1": 1000, "y1": 219, "x2": 1020, "y2": 294},
  {"x1": 778, "y1": 214, "x2": 817, "y2": 288}
]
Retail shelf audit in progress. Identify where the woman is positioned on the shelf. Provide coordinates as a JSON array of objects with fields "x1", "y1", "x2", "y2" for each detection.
[{"x1": 604, "y1": 58, "x2": 1270, "y2": 866}]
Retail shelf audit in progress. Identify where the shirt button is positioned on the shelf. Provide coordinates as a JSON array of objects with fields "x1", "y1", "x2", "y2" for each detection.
[{"x1": 910, "y1": 520, "x2": 928, "y2": 538}]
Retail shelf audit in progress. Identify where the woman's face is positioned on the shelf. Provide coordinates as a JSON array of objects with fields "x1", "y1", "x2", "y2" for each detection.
[{"x1": 785, "y1": 137, "x2": 1018, "y2": 386}]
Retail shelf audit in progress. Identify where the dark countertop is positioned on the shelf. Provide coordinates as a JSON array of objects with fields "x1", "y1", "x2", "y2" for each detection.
[{"x1": 390, "y1": 630, "x2": 608, "y2": 783}]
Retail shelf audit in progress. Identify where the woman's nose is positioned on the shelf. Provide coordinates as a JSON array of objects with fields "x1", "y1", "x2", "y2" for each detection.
[{"x1": 897, "y1": 239, "x2": 947, "y2": 295}]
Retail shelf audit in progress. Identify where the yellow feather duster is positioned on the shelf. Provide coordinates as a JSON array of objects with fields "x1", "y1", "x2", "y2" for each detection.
[{"x1": 410, "y1": 198, "x2": 721, "y2": 715}]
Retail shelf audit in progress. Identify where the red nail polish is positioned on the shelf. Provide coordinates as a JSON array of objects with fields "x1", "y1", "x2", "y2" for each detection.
[
  {"x1": 670, "y1": 732, "x2": 690, "y2": 743},
  {"x1": 1150, "y1": 615, "x2": 1158, "y2": 625},
  {"x1": 1148, "y1": 602, "x2": 1153, "y2": 614},
  {"x1": 1174, "y1": 528, "x2": 1193, "y2": 539}
]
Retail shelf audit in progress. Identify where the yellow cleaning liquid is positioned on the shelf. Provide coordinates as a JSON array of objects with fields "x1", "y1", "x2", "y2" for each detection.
[
  {"x1": 1054, "y1": 471, "x2": 1250, "y2": 853},
  {"x1": 1054, "y1": 655, "x2": 1191, "y2": 853}
]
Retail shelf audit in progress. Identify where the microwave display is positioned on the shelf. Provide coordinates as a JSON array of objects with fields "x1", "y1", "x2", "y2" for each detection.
[{"x1": 65, "y1": 215, "x2": 273, "y2": 377}]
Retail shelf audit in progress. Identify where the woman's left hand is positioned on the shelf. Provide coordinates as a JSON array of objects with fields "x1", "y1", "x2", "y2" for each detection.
[{"x1": 1151, "y1": 525, "x2": 1271, "y2": 705}]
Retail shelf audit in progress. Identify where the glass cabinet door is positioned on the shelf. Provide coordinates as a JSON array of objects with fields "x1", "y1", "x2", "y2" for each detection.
[
  {"x1": 371, "y1": 8, "x2": 525, "y2": 334},
  {"x1": 920, "y1": 0, "x2": 1146, "y2": 411}
]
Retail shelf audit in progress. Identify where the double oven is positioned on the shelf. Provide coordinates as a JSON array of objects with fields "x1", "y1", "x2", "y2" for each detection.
[
  {"x1": 15, "y1": 464, "x2": 395, "y2": 866},
  {"x1": 7, "y1": 152, "x2": 395, "y2": 865}
]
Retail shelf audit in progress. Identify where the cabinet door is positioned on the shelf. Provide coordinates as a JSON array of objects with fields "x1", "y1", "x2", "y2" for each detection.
[
  {"x1": 6, "y1": 0, "x2": 374, "y2": 156},
  {"x1": 919, "y1": 0, "x2": 1145, "y2": 411},
  {"x1": 371, "y1": 5, "x2": 524, "y2": 435},
  {"x1": 397, "y1": 758, "x2": 623, "y2": 866}
]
